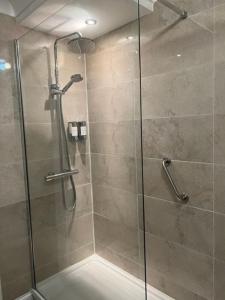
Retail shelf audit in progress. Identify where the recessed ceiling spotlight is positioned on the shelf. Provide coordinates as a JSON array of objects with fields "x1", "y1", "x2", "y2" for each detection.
[
  {"x1": 127, "y1": 36, "x2": 134, "y2": 40},
  {"x1": 85, "y1": 19, "x2": 97, "y2": 25},
  {"x1": 177, "y1": 53, "x2": 182, "y2": 57}
]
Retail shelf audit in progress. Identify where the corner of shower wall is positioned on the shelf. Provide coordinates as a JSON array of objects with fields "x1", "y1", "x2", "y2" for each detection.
[{"x1": 85, "y1": 19, "x2": 146, "y2": 282}]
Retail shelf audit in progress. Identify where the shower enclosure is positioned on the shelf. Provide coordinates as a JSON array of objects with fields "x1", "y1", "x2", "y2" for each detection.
[
  {"x1": 15, "y1": 0, "x2": 147, "y2": 299},
  {"x1": 8, "y1": 0, "x2": 224, "y2": 299}
]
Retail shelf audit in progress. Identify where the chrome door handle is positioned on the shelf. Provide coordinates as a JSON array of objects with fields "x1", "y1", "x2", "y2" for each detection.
[{"x1": 162, "y1": 158, "x2": 189, "y2": 202}]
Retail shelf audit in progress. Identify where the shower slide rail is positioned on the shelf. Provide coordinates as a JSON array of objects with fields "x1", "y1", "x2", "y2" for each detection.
[
  {"x1": 45, "y1": 169, "x2": 79, "y2": 182},
  {"x1": 162, "y1": 158, "x2": 189, "y2": 202}
]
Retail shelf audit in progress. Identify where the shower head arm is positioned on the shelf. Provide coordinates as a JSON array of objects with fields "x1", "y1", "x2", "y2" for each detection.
[{"x1": 53, "y1": 31, "x2": 82, "y2": 85}]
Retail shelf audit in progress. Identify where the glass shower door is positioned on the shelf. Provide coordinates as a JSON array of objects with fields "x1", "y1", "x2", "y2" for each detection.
[{"x1": 16, "y1": 0, "x2": 147, "y2": 299}]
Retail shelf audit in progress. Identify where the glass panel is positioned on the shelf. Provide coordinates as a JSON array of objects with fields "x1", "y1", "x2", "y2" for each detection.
[
  {"x1": 17, "y1": 0, "x2": 146, "y2": 299},
  {"x1": 140, "y1": 1, "x2": 215, "y2": 300}
]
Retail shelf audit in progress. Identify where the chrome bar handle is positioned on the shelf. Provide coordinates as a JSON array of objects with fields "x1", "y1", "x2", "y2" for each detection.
[
  {"x1": 162, "y1": 158, "x2": 189, "y2": 202},
  {"x1": 45, "y1": 169, "x2": 79, "y2": 182}
]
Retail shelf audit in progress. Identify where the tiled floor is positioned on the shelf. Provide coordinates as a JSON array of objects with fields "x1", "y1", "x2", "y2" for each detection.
[{"x1": 37, "y1": 255, "x2": 173, "y2": 300}]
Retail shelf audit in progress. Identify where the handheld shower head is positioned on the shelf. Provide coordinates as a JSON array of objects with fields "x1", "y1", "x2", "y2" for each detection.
[{"x1": 61, "y1": 74, "x2": 83, "y2": 94}]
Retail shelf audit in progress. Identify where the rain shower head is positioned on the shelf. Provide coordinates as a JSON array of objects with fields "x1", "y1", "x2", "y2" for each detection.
[
  {"x1": 61, "y1": 74, "x2": 83, "y2": 94},
  {"x1": 68, "y1": 37, "x2": 96, "y2": 54}
]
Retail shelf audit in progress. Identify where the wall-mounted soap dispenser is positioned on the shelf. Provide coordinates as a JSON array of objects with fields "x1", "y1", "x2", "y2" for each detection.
[
  {"x1": 78, "y1": 121, "x2": 87, "y2": 141},
  {"x1": 68, "y1": 122, "x2": 79, "y2": 142},
  {"x1": 68, "y1": 121, "x2": 87, "y2": 142}
]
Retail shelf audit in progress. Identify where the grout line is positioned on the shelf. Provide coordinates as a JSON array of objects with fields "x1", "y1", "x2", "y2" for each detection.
[
  {"x1": 141, "y1": 113, "x2": 213, "y2": 120},
  {"x1": 143, "y1": 156, "x2": 214, "y2": 166},
  {"x1": 144, "y1": 194, "x2": 214, "y2": 213}
]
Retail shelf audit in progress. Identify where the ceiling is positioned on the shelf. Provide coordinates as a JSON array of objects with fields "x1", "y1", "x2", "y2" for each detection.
[{"x1": 2, "y1": 0, "x2": 154, "y2": 38}]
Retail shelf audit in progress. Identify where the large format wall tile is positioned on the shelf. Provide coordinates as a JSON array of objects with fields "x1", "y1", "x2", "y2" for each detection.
[
  {"x1": 0, "y1": 235, "x2": 31, "y2": 284},
  {"x1": 140, "y1": 64, "x2": 213, "y2": 119},
  {"x1": 0, "y1": 124, "x2": 23, "y2": 164},
  {"x1": 90, "y1": 121, "x2": 135, "y2": 157},
  {"x1": 36, "y1": 243, "x2": 94, "y2": 283},
  {"x1": 144, "y1": 196, "x2": 213, "y2": 255},
  {"x1": 91, "y1": 154, "x2": 137, "y2": 193},
  {"x1": 94, "y1": 214, "x2": 139, "y2": 263},
  {"x1": 88, "y1": 82, "x2": 134, "y2": 123},
  {"x1": 141, "y1": 19, "x2": 213, "y2": 78},
  {"x1": 146, "y1": 234, "x2": 213, "y2": 299},
  {"x1": 93, "y1": 184, "x2": 138, "y2": 228},
  {"x1": 26, "y1": 123, "x2": 59, "y2": 161},
  {"x1": 95, "y1": 242, "x2": 145, "y2": 281},
  {"x1": 22, "y1": 86, "x2": 55, "y2": 124},
  {"x1": 87, "y1": 43, "x2": 139, "y2": 89},
  {"x1": 143, "y1": 116, "x2": 213, "y2": 162},
  {"x1": 215, "y1": 213, "x2": 225, "y2": 262},
  {"x1": 0, "y1": 162, "x2": 26, "y2": 207},
  {"x1": 31, "y1": 184, "x2": 92, "y2": 233},
  {"x1": 0, "y1": 201, "x2": 28, "y2": 238},
  {"x1": 143, "y1": 158, "x2": 213, "y2": 209},
  {"x1": 33, "y1": 213, "x2": 93, "y2": 268}
]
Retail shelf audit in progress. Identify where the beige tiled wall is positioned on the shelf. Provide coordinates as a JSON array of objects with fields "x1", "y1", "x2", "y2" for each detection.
[
  {"x1": 140, "y1": 1, "x2": 225, "y2": 300},
  {"x1": 86, "y1": 22, "x2": 146, "y2": 281}
]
